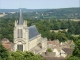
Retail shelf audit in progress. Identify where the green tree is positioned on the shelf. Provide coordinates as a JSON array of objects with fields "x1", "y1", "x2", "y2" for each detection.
[
  {"x1": 56, "y1": 32, "x2": 68, "y2": 42},
  {"x1": 50, "y1": 32, "x2": 56, "y2": 40},
  {"x1": 68, "y1": 26, "x2": 75, "y2": 34},
  {"x1": 47, "y1": 48, "x2": 52, "y2": 52},
  {"x1": 66, "y1": 39, "x2": 80, "y2": 60},
  {"x1": 9, "y1": 51, "x2": 43, "y2": 60},
  {"x1": 61, "y1": 22, "x2": 68, "y2": 29},
  {"x1": 66, "y1": 56, "x2": 79, "y2": 60},
  {"x1": 0, "y1": 42, "x2": 9, "y2": 60},
  {"x1": 73, "y1": 39, "x2": 80, "y2": 57},
  {"x1": 53, "y1": 22, "x2": 60, "y2": 30}
]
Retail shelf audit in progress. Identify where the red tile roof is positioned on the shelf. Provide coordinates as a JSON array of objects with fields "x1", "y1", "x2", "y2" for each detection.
[
  {"x1": 1, "y1": 38, "x2": 13, "y2": 51},
  {"x1": 47, "y1": 40, "x2": 60, "y2": 47}
]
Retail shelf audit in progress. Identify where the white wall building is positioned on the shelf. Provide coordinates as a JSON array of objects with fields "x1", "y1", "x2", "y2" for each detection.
[{"x1": 13, "y1": 9, "x2": 47, "y2": 54}]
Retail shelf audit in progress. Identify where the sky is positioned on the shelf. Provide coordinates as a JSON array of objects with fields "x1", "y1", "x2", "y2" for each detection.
[{"x1": 0, "y1": 0, "x2": 79, "y2": 9}]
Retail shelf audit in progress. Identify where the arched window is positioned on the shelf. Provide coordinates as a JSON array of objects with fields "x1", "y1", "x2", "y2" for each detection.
[
  {"x1": 17, "y1": 29, "x2": 23, "y2": 38},
  {"x1": 17, "y1": 44, "x2": 23, "y2": 51}
]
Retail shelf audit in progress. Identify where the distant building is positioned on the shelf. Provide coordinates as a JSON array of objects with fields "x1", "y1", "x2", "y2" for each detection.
[
  {"x1": 9, "y1": 12, "x2": 16, "y2": 14},
  {"x1": 13, "y1": 9, "x2": 47, "y2": 54},
  {"x1": 0, "y1": 12, "x2": 7, "y2": 17},
  {"x1": 50, "y1": 29, "x2": 68, "y2": 33}
]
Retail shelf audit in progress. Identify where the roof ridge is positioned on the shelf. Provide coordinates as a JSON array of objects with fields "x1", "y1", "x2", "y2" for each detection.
[{"x1": 28, "y1": 25, "x2": 36, "y2": 28}]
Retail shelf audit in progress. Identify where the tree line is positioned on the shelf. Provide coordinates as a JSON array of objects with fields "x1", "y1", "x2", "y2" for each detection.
[
  {"x1": 3, "y1": 7, "x2": 80, "y2": 19},
  {"x1": 0, "y1": 18, "x2": 80, "y2": 42}
]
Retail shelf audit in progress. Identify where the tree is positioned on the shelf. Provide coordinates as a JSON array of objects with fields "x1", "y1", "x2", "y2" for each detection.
[
  {"x1": 0, "y1": 42, "x2": 9, "y2": 60},
  {"x1": 61, "y1": 22, "x2": 68, "y2": 29},
  {"x1": 73, "y1": 39, "x2": 80, "y2": 57},
  {"x1": 68, "y1": 26, "x2": 75, "y2": 34},
  {"x1": 47, "y1": 48, "x2": 52, "y2": 52},
  {"x1": 66, "y1": 56, "x2": 79, "y2": 60},
  {"x1": 50, "y1": 32, "x2": 56, "y2": 40},
  {"x1": 53, "y1": 22, "x2": 60, "y2": 30},
  {"x1": 66, "y1": 39, "x2": 80, "y2": 60},
  {"x1": 56, "y1": 32, "x2": 68, "y2": 42},
  {"x1": 9, "y1": 51, "x2": 43, "y2": 60},
  {"x1": 75, "y1": 26, "x2": 80, "y2": 34}
]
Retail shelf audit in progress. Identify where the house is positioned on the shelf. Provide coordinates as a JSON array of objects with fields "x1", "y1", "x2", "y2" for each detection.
[
  {"x1": 62, "y1": 48, "x2": 73, "y2": 56},
  {"x1": 43, "y1": 57, "x2": 65, "y2": 60},
  {"x1": 47, "y1": 40, "x2": 73, "y2": 58},
  {"x1": 47, "y1": 39, "x2": 60, "y2": 48},
  {"x1": 13, "y1": 9, "x2": 47, "y2": 54},
  {"x1": 67, "y1": 40, "x2": 75, "y2": 48},
  {"x1": 60, "y1": 40, "x2": 75, "y2": 48},
  {"x1": 53, "y1": 47, "x2": 67, "y2": 58},
  {"x1": 1, "y1": 38, "x2": 13, "y2": 51},
  {"x1": 42, "y1": 50, "x2": 65, "y2": 60},
  {"x1": 42, "y1": 50, "x2": 56, "y2": 57}
]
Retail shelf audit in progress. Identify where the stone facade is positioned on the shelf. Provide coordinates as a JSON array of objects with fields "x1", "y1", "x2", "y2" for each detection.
[{"x1": 13, "y1": 9, "x2": 47, "y2": 54}]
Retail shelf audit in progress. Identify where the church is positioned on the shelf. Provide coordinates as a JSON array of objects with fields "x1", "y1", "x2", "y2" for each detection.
[{"x1": 13, "y1": 9, "x2": 47, "y2": 54}]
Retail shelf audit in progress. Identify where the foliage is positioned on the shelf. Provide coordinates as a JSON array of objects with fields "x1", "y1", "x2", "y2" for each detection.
[
  {"x1": 2, "y1": 7, "x2": 80, "y2": 19},
  {"x1": 73, "y1": 39, "x2": 80, "y2": 57},
  {"x1": 1, "y1": 8, "x2": 80, "y2": 60},
  {"x1": 0, "y1": 18, "x2": 14, "y2": 42},
  {"x1": 9, "y1": 51, "x2": 43, "y2": 60},
  {"x1": 66, "y1": 56, "x2": 79, "y2": 60},
  {"x1": 0, "y1": 43, "x2": 43, "y2": 60},
  {"x1": 0, "y1": 17, "x2": 80, "y2": 42},
  {"x1": 0, "y1": 8, "x2": 80, "y2": 42},
  {"x1": 66, "y1": 36, "x2": 80, "y2": 60},
  {"x1": 47, "y1": 48, "x2": 52, "y2": 52},
  {"x1": 0, "y1": 42, "x2": 9, "y2": 60}
]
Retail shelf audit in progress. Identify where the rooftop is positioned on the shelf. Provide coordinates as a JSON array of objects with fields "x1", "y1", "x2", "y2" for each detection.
[{"x1": 28, "y1": 25, "x2": 40, "y2": 40}]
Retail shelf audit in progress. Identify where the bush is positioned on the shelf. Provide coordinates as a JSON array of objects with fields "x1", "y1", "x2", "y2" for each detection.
[{"x1": 47, "y1": 48, "x2": 52, "y2": 52}]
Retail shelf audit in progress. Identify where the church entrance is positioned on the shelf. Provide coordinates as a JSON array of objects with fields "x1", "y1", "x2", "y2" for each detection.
[{"x1": 17, "y1": 44, "x2": 23, "y2": 51}]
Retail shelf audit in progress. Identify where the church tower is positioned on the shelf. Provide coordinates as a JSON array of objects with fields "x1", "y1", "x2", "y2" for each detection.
[{"x1": 13, "y1": 9, "x2": 29, "y2": 51}]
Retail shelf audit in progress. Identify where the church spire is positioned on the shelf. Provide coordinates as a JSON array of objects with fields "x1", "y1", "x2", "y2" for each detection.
[{"x1": 18, "y1": 9, "x2": 24, "y2": 25}]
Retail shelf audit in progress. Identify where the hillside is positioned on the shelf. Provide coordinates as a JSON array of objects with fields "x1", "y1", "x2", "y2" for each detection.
[{"x1": 0, "y1": 7, "x2": 80, "y2": 19}]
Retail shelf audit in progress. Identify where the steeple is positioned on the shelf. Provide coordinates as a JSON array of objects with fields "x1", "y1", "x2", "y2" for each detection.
[{"x1": 18, "y1": 9, "x2": 24, "y2": 25}]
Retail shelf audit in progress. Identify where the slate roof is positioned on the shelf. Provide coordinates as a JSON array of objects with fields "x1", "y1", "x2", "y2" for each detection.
[
  {"x1": 28, "y1": 25, "x2": 40, "y2": 40},
  {"x1": 18, "y1": 9, "x2": 24, "y2": 25},
  {"x1": 62, "y1": 48, "x2": 73, "y2": 55}
]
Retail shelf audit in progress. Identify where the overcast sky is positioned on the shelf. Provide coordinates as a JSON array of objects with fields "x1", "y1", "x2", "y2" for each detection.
[{"x1": 0, "y1": 0, "x2": 79, "y2": 9}]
